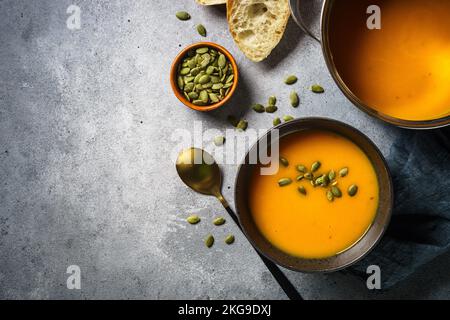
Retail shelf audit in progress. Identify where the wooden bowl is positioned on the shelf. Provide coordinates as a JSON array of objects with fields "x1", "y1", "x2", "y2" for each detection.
[
  {"x1": 170, "y1": 42, "x2": 239, "y2": 112},
  {"x1": 234, "y1": 117, "x2": 394, "y2": 272}
]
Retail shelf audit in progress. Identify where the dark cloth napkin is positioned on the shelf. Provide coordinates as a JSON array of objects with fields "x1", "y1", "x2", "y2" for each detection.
[{"x1": 348, "y1": 127, "x2": 450, "y2": 288}]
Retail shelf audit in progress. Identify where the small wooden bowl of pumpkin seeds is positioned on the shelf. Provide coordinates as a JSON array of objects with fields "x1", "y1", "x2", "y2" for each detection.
[{"x1": 170, "y1": 42, "x2": 239, "y2": 112}]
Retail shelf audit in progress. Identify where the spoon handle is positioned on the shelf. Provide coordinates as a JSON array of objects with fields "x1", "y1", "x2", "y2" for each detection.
[{"x1": 220, "y1": 200, "x2": 303, "y2": 300}]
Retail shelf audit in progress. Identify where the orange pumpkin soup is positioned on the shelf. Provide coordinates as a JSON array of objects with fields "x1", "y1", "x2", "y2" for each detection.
[
  {"x1": 329, "y1": 0, "x2": 450, "y2": 121},
  {"x1": 249, "y1": 130, "x2": 379, "y2": 259}
]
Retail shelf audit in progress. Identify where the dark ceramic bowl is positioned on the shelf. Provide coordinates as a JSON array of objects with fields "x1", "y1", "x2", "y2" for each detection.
[{"x1": 234, "y1": 118, "x2": 394, "y2": 272}]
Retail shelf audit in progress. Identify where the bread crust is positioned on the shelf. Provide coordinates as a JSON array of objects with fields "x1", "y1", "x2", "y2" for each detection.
[{"x1": 227, "y1": 0, "x2": 290, "y2": 62}]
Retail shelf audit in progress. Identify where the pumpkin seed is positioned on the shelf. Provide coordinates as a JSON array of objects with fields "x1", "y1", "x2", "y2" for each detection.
[
  {"x1": 177, "y1": 76, "x2": 184, "y2": 90},
  {"x1": 328, "y1": 170, "x2": 336, "y2": 181},
  {"x1": 326, "y1": 190, "x2": 334, "y2": 202},
  {"x1": 226, "y1": 74, "x2": 234, "y2": 83},
  {"x1": 176, "y1": 11, "x2": 191, "y2": 21},
  {"x1": 197, "y1": 24, "x2": 207, "y2": 37},
  {"x1": 273, "y1": 117, "x2": 281, "y2": 126},
  {"x1": 304, "y1": 172, "x2": 313, "y2": 180},
  {"x1": 199, "y1": 90, "x2": 209, "y2": 103},
  {"x1": 331, "y1": 186, "x2": 342, "y2": 198},
  {"x1": 204, "y1": 234, "x2": 214, "y2": 248},
  {"x1": 214, "y1": 136, "x2": 225, "y2": 146},
  {"x1": 198, "y1": 75, "x2": 210, "y2": 84},
  {"x1": 196, "y1": 47, "x2": 209, "y2": 54},
  {"x1": 278, "y1": 178, "x2": 292, "y2": 187},
  {"x1": 236, "y1": 120, "x2": 248, "y2": 131},
  {"x1": 213, "y1": 217, "x2": 226, "y2": 226},
  {"x1": 283, "y1": 115, "x2": 294, "y2": 122},
  {"x1": 265, "y1": 105, "x2": 278, "y2": 113},
  {"x1": 298, "y1": 186, "x2": 307, "y2": 195},
  {"x1": 218, "y1": 54, "x2": 226, "y2": 68},
  {"x1": 339, "y1": 167, "x2": 349, "y2": 177},
  {"x1": 279, "y1": 157, "x2": 289, "y2": 167},
  {"x1": 348, "y1": 184, "x2": 358, "y2": 197},
  {"x1": 296, "y1": 175, "x2": 304, "y2": 181},
  {"x1": 315, "y1": 174, "x2": 330, "y2": 187},
  {"x1": 284, "y1": 75, "x2": 298, "y2": 85},
  {"x1": 184, "y1": 76, "x2": 194, "y2": 83},
  {"x1": 297, "y1": 165, "x2": 307, "y2": 173},
  {"x1": 252, "y1": 104, "x2": 265, "y2": 113},
  {"x1": 187, "y1": 91, "x2": 198, "y2": 99},
  {"x1": 206, "y1": 65, "x2": 215, "y2": 75},
  {"x1": 311, "y1": 84, "x2": 325, "y2": 93},
  {"x1": 311, "y1": 161, "x2": 321, "y2": 172},
  {"x1": 192, "y1": 100, "x2": 206, "y2": 106},
  {"x1": 209, "y1": 93, "x2": 219, "y2": 103},
  {"x1": 186, "y1": 215, "x2": 200, "y2": 224},
  {"x1": 225, "y1": 234, "x2": 235, "y2": 245},
  {"x1": 268, "y1": 96, "x2": 277, "y2": 106},
  {"x1": 290, "y1": 91, "x2": 299, "y2": 108},
  {"x1": 180, "y1": 67, "x2": 191, "y2": 75}
]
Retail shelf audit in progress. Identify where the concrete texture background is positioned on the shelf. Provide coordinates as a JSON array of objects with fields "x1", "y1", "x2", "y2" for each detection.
[{"x1": 0, "y1": 0, "x2": 448, "y2": 299}]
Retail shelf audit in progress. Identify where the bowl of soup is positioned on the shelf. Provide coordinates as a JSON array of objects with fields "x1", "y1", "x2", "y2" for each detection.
[
  {"x1": 290, "y1": 0, "x2": 450, "y2": 129},
  {"x1": 235, "y1": 118, "x2": 393, "y2": 272}
]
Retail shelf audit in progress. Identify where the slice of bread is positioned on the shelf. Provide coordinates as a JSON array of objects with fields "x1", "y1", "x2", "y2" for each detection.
[
  {"x1": 227, "y1": 0, "x2": 290, "y2": 62},
  {"x1": 196, "y1": 0, "x2": 226, "y2": 5}
]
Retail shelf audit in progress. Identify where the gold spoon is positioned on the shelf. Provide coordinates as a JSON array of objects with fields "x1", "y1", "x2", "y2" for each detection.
[{"x1": 175, "y1": 147, "x2": 302, "y2": 300}]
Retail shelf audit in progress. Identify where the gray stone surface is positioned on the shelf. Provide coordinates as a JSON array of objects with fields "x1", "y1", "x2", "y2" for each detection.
[{"x1": 0, "y1": 0, "x2": 448, "y2": 299}]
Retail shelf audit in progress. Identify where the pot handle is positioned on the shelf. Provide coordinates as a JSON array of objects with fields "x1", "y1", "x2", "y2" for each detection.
[{"x1": 289, "y1": 0, "x2": 321, "y2": 43}]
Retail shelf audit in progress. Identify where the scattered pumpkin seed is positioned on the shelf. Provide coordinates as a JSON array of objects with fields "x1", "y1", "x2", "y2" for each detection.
[
  {"x1": 225, "y1": 234, "x2": 235, "y2": 245},
  {"x1": 268, "y1": 96, "x2": 277, "y2": 106},
  {"x1": 311, "y1": 84, "x2": 325, "y2": 93},
  {"x1": 296, "y1": 174, "x2": 304, "y2": 181},
  {"x1": 213, "y1": 217, "x2": 226, "y2": 226},
  {"x1": 311, "y1": 161, "x2": 321, "y2": 172},
  {"x1": 273, "y1": 117, "x2": 281, "y2": 126},
  {"x1": 186, "y1": 215, "x2": 200, "y2": 224},
  {"x1": 279, "y1": 157, "x2": 289, "y2": 167},
  {"x1": 284, "y1": 75, "x2": 298, "y2": 85},
  {"x1": 290, "y1": 91, "x2": 299, "y2": 108},
  {"x1": 328, "y1": 170, "x2": 336, "y2": 181},
  {"x1": 196, "y1": 24, "x2": 207, "y2": 37},
  {"x1": 304, "y1": 172, "x2": 313, "y2": 180},
  {"x1": 339, "y1": 167, "x2": 349, "y2": 177},
  {"x1": 331, "y1": 186, "x2": 342, "y2": 198},
  {"x1": 348, "y1": 184, "x2": 358, "y2": 197},
  {"x1": 204, "y1": 234, "x2": 214, "y2": 248},
  {"x1": 315, "y1": 174, "x2": 330, "y2": 187},
  {"x1": 265, "y1": 105, "x2": 278, "y2": 113},
  {"x1": 326, "y1": 190, "x2": 334, "y2": 202},
  {"x1": 176, "y1": 11, "x2": 191, "y2": 21},
  {"x1": 297, "y1": 165, "x2": 307, "y2": 173},
  {"x1": 214, "y1": 136, "x2": 225, "y2": 146},
  {"x1": 236, "y1": 120, "x2": 248, "y2": 131},
  {"x1": 278, "y1": 178, "x2": 292, "y2": 187},
  {"x1": 283, "y1": 115, "x2": 294, "y2": 122},
  {"x1": 298, "y1": 186, "x2": 307, "y2": 195},
  {"x1": 252, "y1": 104, "x2": 265, "y2": 113}
]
